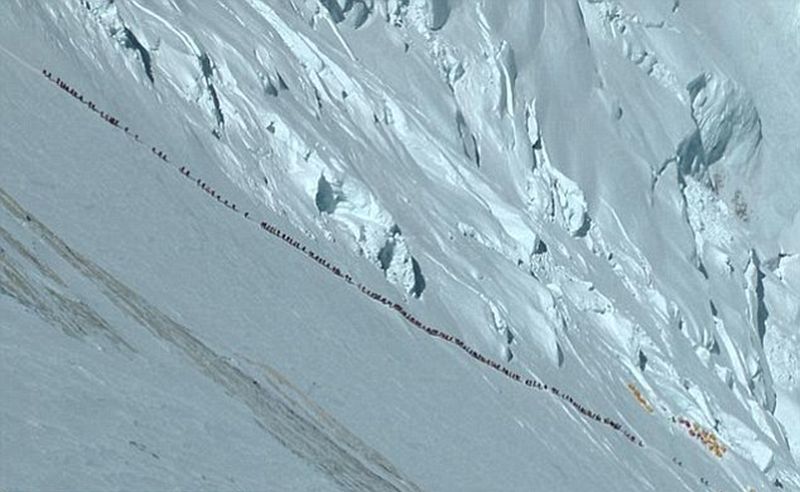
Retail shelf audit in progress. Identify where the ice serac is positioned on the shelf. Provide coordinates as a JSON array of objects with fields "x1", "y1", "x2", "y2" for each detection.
[
  {"x1": 2, "y1": 0, "x2": 800, "y2": 490},
  {"x1": 425, "y1": 0, "x2": 450, "y2": 31}
]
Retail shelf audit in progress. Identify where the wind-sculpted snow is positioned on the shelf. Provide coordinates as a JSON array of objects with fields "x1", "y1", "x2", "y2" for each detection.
[{"x1": 3, "y1": 0, "x2": 800, "y2": 489}]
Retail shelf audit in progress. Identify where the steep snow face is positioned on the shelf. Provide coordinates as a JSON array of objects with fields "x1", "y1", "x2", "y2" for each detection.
[{"x1": 2, "y1": 0, "x2": 800, "y2": 490}]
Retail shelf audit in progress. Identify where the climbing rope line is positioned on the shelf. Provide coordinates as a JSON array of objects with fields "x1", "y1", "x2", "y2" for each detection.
[
  {"x1": 0, "y1": 44, "x2": 41, "y2": 76},
  {"x1": 12, "y1": 54, "x2": 645, "y2": 446}
]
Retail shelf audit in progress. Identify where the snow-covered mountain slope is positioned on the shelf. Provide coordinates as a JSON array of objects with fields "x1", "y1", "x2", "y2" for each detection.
[{"x1": 2, "y1": 1, "x2": 799, "y2": 490}]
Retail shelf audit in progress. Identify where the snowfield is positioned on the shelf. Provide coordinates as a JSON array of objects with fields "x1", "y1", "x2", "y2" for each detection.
[{"x1": 1, "y1": 1, "x2": 799, "y2": 490}]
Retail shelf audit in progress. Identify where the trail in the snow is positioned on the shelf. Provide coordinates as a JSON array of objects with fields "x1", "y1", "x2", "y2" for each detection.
[
  {"x1": 0, "y1": 223, "x2": 135, "y2": 351},
  {"x1": 0, "y1": 187, "x2": 425, "y2": 492},
  {"x1": 23, "y1": 52, "x2": 649, "y2": 447}
]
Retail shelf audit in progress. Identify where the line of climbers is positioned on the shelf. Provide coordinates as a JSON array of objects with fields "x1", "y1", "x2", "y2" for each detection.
[
  {"x1": 42, "y1": 69, "x2": 139, "y2": 141},
  {"x1": 256, "y1": 220, "x2": 354, "y2": 283},
  {"x1": 179, "y1": 166, "x2": 246, "y2": 216},
  {"x1": 42, "y1": 67, "x2": 643, "y2": 448},
  {"x1": 42, "y1": 68, "x2": 252, "y2": 219}
]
